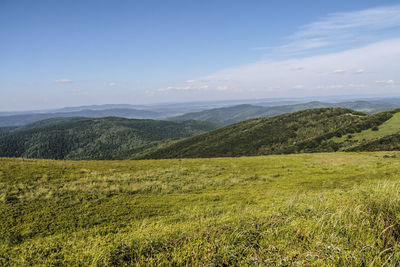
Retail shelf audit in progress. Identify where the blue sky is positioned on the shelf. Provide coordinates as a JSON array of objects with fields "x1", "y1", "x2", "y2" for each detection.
[{"x1": 1, "y1": 0, "x2": 400, "y2": 110}]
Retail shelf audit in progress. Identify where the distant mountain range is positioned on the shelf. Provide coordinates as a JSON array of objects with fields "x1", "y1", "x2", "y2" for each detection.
[
  {"x1": 2, "y1": 99, "x2": 399, "y2": 127},
  {"x1": 0, "y1": 109, "x2": 162, "y2": 127},
  {"x1": 169, "y1": 100, "x2": 400, "y2": 125}
]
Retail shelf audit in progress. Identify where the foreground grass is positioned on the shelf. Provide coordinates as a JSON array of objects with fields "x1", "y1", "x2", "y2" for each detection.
[{"x1": 1, "y1": 152, "x2": 400, "y2": 265}]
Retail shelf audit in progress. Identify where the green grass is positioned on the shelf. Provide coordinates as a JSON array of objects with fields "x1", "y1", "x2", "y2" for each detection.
[
  {"x1": 2, "y1": 152, "x2": 400, "y2": 265},
  {"x1": 332, "y1": 112, "x2": 400, "y2": 147}
]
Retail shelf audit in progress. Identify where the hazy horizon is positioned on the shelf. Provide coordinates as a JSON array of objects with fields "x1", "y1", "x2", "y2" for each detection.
[{"x1": 3, "y1": 93, "x2": 400, "y2": 113}]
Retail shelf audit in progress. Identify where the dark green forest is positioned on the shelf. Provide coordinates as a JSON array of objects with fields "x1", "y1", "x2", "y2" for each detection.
[{"x1": 0, "y1": 117, "x2": 217, "y2": 160}]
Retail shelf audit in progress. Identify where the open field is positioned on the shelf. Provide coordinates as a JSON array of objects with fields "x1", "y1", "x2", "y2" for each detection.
[{"x1": 1, "y1": 152, "x2": 400, "y2": 265}]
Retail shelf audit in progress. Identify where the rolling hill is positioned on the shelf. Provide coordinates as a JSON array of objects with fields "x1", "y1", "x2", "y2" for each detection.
[
  {"x1": 1, "y1": 107, "x2": 399, "y2": 161},
  {"x1": 0, "y1": 117, "x2": 218, "y2": 160},
  {"x1": 140, "y1": 108, "x2": 399, "y2": 159},
  {"x1": 169, "y1": 100, "x2": 399, "y2": 125}
]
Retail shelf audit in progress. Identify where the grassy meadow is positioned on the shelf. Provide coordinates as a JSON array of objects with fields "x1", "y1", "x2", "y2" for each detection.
[{"x1": 1, "y1": 152, "x2": 400, "y2": 265}]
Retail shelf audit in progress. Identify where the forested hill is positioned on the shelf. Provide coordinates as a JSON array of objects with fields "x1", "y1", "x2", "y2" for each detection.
[
  {"x1": 0, "y1": 117, "x2": 218, "y2": 160},
  {"x1": 139, "y1": 108, "x2": 399, "y2": 159},
  {"x1": 1, "y1": 108, "x2": 399, "y2": 161},
  {"x1": 169, "y1": 101, "x2": 398, "y2": 125}
]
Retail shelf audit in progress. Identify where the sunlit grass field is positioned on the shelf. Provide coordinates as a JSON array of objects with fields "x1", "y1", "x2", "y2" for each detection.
[{"x1": 1, "y1": 152, "x2": 400, "y2": 265}]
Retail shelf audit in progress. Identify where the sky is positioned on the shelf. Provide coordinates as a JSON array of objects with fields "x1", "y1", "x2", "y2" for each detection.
[{"x1": 1, "y1": 0, "x2": 400, "y2": 110}]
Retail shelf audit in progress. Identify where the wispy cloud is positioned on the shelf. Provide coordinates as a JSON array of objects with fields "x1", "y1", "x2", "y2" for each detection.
[
  {"x1": 376, "y1": 80, "x2": 394, "y2": 84},
  {"x1": 55, "y1": 78, "x2": 72, "y2": 84},
  {"x1": 172, "y1": 39, "x2": 400, "y2": 97},
  {"x1": 149, "y1": 6, "x2": 400, "y2": 100},
  {"x1": 108, "y1": 82, "x2": 116, "y2": 87},
  {"x1": 258, "y1": 5, "x2": 400, "y2": 56},
  {"x1": 333, "y1": 69, "x2": 346, "y2": 74},
  {"x1": 157, "y1": 86, "x2": 192, "y2": 92},
  {"x1": 216, "y1": 85, "x2": 228, "y2": 91},
  {"x1": 355, "y1": 69, "x2": 365, "y2": 74}
]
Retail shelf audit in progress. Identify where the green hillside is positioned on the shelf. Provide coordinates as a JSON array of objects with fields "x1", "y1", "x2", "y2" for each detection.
[
  {"x1": 2, "y1": 153, "x2": 400, "y2": 265},
  {"x1": 331, "y1": 112, "x2": 400, "y2": 144},
  {"x1": 169, "y1": 104, "x2": 266, "y2": 125},
  {"x1": 0, "y1": 127, "x2": 17, "y2": 137},
  {"x1": 1, "y1": 108, "x2": 399, "y2": 161},
  {"x1": 140, "y1": 108, "x2": 396, "y2": 159},
  {"x1": 170, "y1": 100, "x2": 399, "y2": 125},
  {"x1": 0, "y1": 117, "x2": 217, "y2": 160},
  {"x1": 323, "y1": 112, "x2": 400, "y2": 152}
]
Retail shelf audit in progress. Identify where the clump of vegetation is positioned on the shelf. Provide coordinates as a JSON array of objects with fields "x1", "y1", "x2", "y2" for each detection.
[{"x1": 2, "y1": 152, "x2": 400, "y2": 265}]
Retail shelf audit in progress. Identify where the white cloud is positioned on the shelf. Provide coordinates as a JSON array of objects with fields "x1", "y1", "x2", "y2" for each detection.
[
  {"x1": 216, "y1": 85, "x2": 228, "y2": 91},
  {"x1": 293, "y1": 5, "x2": 400, "y2": 38},
  {"x1": 258, "y1": 5, "x2": 400, "y2": 56},
  {"x1": 317, "y1": 84, "x2": 345, "y2": 89},
  {"x1": 182, "y1": 39, "x2": 400, "y2": 97},
  {"x1": 108, "y1": 82, "x2": 116, "y2": 87},
  {"x1": 291, "y1": 67, "x2": 304, "y2": 71},
  {"x1": 333, "y1": 69, "x2": 346, "y2": 74},
  {"x1": 55, "y1": 79, "x2": 72, "y2": 84},
  {"x1": 145, "y1": 90, "x2": 155, "y2": 97},
  {"x1": 148, "y1": 6, "x2": 400, "y2": 99},
  {"x1": 157, "y1": 86, "x2": 192, "y2": 92},
  {"x1": 347, "y1": 83, "x2": 367, "y2": 88},
  {"x1": 355, "y1": 69, "x2": 365, "y2": 74},
  {"x1": 376, "y1": 80, "x2": 394, "y2": 84}
]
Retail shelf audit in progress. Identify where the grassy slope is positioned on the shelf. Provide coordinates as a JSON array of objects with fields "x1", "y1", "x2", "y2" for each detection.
[
  {"x1": 334, "y1": 112, "x2": 400, "y2": 143},
  {"x1": 2, "y1": 152, "x2": 400, "y2": 265},
  {"x1": 328, "y1": 112, "x2": 400, "y2": 151}
]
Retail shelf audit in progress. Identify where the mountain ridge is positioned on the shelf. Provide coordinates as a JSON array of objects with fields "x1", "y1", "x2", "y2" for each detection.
[{"x1": 168, "y1": 100, "x2": 399, "y2": 125}]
